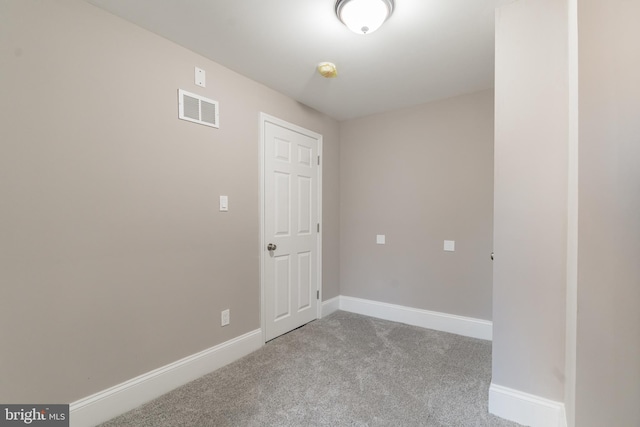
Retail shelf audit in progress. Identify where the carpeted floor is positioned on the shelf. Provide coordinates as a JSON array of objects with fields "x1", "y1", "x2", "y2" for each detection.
[{"x1": 99, "y1": 311, "x2": 521, "y2": 426}]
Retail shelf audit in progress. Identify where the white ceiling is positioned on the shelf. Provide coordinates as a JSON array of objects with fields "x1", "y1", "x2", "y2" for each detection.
[{"x1": 85, "y1": 0, "x2": 512, "y2": 120}]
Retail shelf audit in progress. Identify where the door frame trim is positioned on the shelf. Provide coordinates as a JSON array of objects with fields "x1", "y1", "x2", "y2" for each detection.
[{"x1": 259, "y1": 113, "x2": 323, "y2": 343}]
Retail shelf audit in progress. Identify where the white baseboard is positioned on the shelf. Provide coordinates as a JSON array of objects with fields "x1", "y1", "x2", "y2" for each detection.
[
  {"x1": 321, "y1": 296, "x2": 340, "y2": 317},
  {"x1": 70, "y1": 329, "x2": 263, "y2": 427},
  {"x1": 489, "y1": 383, "x2": 567, "y2": 427},
  {"x1": 338, "y1": 296, "x2": 493, "y2": 341}
]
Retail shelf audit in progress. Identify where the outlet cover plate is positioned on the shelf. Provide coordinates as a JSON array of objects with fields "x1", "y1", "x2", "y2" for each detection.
[{"x1": 195, "y1": 67, "x2": 206, "y2": 87}]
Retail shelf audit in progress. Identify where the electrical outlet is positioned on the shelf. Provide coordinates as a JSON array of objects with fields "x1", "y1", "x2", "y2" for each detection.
[{"x1": 221, "y1": 309, "x2": 230, "y2": 326}]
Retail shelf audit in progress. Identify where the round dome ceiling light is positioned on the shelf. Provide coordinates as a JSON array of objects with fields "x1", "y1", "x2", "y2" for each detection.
[
  {"x1": 335, "y1": 0, "x2": 394, "y2": 35},
  {"x1": 317, "y1": 62, "x2": 338, "y2": 78}
]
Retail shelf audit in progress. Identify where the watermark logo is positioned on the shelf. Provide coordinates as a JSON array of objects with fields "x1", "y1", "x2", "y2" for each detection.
[{"x1": 0, "y1": 405, "x2": 68, "y2": 426}]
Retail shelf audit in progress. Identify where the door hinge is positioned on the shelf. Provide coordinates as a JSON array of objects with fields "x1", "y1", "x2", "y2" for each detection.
[
  {"x1": 317, "y1": 155, "x2": 320, "y2": 165},
  {"x1": 317, "y1": 223, "x2": 320, "y2": 233},
  {"x1": 317, "y1": 290, "x2": 320, "y2": 300}
]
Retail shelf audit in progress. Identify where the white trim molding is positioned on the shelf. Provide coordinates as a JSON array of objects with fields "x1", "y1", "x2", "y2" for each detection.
[
  {"x1": 70, "y1": 329, "x2": 262, "y2": 427},
  {"x1": 321, "y1": 296, "x2": 340, "y2": 317},
  {"x1": 489, "y1": 383, "x2": 567, "y2": 427},
  {"x1": 338, "y1": 296, "x2": 493, "y2": 341}
]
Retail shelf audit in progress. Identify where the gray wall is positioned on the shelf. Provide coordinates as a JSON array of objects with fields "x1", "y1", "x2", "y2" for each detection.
[
  {"x1": 339, "y1": 90, "x2": 495, "y2": 320},
  {"x1": 492, "y1": 0, "x2": 568, "y2": 401},
  {"x1": 576, "y1": 0, "x2": 640, "y2": 424},
  {"x1": 0, "y1": 0, "x2": 339, "y2": 403}
]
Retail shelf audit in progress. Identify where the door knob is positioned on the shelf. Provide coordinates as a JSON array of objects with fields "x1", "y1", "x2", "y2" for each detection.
[
  {"x1": 491, "y1": 252, "x2": 494, "y2": 261},
  {"x1": 267, "y1": 243, "x2": 277, "y2": 251}
]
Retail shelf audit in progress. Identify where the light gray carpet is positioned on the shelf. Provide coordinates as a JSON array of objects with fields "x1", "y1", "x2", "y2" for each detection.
[{"x1": 99, "y1": 311, "x2": 521, "y2": 426}]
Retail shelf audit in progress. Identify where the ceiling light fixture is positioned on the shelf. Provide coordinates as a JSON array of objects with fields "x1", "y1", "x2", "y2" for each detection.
[{"x1": 335, "y1": 0, "x2": 394, "y2": 35}]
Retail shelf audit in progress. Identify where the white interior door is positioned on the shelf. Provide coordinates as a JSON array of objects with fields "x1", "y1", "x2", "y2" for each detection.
[{"x1": 262, "y1": 115, "x2": 321, "y2": 342}]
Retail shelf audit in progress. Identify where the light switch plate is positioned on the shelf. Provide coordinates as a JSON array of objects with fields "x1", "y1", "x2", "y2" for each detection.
[
  {"x1": 376, "y1": 235, "x2": 386, "y2": 245},
  {"x1": 219, "y1": 195, "x2": 228, "y2": 212},
  {"x1": 444, "y1": 240, "x2": 455, "y2": 251}
]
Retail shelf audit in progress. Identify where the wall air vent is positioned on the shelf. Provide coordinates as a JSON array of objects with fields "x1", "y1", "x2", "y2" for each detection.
[{"x1": 178, "y1": 89, "x2": 219, "y2": 128}]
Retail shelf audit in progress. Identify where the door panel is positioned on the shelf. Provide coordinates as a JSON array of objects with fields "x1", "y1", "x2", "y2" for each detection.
[
  {"x1": 274, "y1": 255, "x2": 291, "y2": 320},
  {"x1": 297, "y1": 251, "x2": 312, "y2": 310},
  {"x1": 274, "y1": 172, "x2": 290, "y2": 236},
  {"x1": 298, "y1": 176, "x2": 312, "y2": 234},
  {"x1": 264, "y1": 119, "x2": 319, "y2": 341}
]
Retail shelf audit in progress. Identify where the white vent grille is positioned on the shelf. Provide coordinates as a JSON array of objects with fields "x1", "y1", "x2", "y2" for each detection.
[{"x1": 178, "y1": 89, "x2": 219, "y2": 128}]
